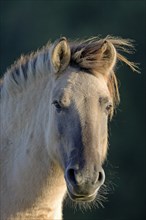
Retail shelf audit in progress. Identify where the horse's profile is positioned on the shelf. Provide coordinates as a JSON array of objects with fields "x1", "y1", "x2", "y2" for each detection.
[{"x1": 0, "y1": 36, "x2": 138, "y2": 220}]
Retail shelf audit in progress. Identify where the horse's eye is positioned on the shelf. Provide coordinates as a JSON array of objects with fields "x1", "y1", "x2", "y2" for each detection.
[
  {"x1": 52, "y1": 100, "x2": 62, "y2": 112},
  {"x1": 105, "y1": 103, "x2": 113, "y2": 114},
  {"x1": 52, "y1": 100, "x2": 62, "y2": 109}
]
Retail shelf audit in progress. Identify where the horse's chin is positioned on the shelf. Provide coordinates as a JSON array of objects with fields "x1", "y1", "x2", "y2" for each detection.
[{"x1": 67, "y1": 188, "x2": 97, "y2": 202}]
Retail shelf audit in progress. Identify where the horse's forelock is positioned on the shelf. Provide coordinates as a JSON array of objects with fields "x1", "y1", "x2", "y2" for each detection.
[{"x1": 70, "y1": 36, "x2": 139, "y2": 114}]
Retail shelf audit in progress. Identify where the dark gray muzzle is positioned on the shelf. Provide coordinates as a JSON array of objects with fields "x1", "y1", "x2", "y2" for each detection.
[{"x1": 65, "y1": 164, "x2": 105, "y2": 202}]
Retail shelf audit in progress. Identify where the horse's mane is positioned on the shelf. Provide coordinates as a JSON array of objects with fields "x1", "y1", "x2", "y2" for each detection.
[
  {"x1": 1, "y1": 36, "x2": 139, "y2": 110},
  {"x1": 0, "y1": 42, "x2": 51, "y2": 88}
]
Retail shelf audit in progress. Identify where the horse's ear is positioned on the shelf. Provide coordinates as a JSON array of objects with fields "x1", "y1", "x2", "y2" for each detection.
[
  {"x1": 50, "y1": 37, "x2": 71, "y2": 74},
  {"x1": 96, "y1": 40, "x2": 117, "y2": 75}
]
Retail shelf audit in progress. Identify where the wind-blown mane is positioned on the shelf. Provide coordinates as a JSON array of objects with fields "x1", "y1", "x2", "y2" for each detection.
[{"x1": 1, "y1": 36, "x2": 139, "y2": 110}]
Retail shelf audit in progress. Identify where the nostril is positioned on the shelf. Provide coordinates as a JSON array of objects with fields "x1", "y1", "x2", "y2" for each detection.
[
  {"x1": 66, "y1": 168, "x2": 83, "y2": 185},
  {"x1": 98, "y1": 172, "x2": 103, "y2": 182},
  {"x1": 97, "y1": 169, "x2": 105, "y2": 185},
  {"x1": 67, "y1": 168, "x2": 76, "y2": 184}
]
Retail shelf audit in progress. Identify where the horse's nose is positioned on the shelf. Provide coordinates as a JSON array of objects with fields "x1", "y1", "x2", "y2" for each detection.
[{"x1": 66, "y1": 166, "x2": 105, "y2": 188}]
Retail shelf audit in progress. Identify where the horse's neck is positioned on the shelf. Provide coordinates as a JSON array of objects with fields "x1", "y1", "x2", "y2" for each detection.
[
  {"x1": 2, "y1": 131, "x2": 66, "y2": 219},
  {"x1": 15, "y1": 164, "x2": 66, "y2": 220},
  {"x1": 2, "y1": 160, "x2": 66, "y2": 220},
  {"x1": 1, "y1": 75, "x2": 67, "y2": 219}
]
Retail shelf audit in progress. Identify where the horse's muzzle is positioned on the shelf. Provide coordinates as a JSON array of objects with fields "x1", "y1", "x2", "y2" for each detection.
[{"x1": 65, "y1": 165, "x2": 105, "y2": 202}]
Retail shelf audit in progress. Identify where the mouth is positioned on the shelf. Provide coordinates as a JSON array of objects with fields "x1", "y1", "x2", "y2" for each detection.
[{"x1": 67, "y1": 187, "x2": 97, "y2": 202}]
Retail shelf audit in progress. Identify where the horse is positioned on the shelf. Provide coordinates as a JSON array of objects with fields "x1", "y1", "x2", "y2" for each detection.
[{"x1": 0, "y1": 36, "x2": 138, "y2": 220}]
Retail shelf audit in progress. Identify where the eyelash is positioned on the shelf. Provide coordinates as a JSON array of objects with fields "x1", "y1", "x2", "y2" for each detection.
[
  {"x1": 99, "y1": 97, "x2": 113, "y2": 115},
  {"x1": 105, "y1": 103, "x2": 113, "y2": 115},
  {"x1": 52, "y1": 100, "x2": 62, "y2": 113}
]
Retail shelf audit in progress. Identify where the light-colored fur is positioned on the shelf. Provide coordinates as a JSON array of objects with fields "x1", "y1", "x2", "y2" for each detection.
[
  {"x1": 0, "y1": 36, "x2": 138, "y2": 220},
  {"x1": 0, "y1": 68, "x2": 66, "y2": 220}
]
